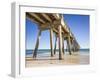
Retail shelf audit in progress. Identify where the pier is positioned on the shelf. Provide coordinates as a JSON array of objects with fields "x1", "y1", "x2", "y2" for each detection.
[{"x1": 26, "y1": 12, "x2": 80, "y2": 60}]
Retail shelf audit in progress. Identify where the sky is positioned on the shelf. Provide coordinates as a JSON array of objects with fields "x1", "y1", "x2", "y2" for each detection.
[{"x1": 26, "y1": 14, "x2": 89, "y2": 50}]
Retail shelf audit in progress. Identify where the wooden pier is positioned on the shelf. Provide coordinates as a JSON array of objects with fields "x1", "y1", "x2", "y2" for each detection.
[{"x1": 26, "y1": 12, "x2": 80, "y2": 60}]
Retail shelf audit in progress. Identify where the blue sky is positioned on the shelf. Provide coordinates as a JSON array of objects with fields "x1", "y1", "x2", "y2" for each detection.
[{"x1": 26, "y1": 14, "x2": 89, "y2": 49}]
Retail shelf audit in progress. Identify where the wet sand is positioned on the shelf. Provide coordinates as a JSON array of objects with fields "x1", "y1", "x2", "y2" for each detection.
[{"x1": 25, "y1": 52, "x2": 89, "y2": 67}]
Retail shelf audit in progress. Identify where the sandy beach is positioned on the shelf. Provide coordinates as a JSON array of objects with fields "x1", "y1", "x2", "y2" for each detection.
[{"x1": 25, "y1": 51, "x2": 89, "y2": 67}]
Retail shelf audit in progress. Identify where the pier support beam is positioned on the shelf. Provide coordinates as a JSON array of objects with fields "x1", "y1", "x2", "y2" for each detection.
[
  {"x1": 54, "y1": 36, "x2": 57, "y2": 55},
  {"x1": 73, "y1": 41, "x2": 76, "y2": 52},
  {"x1": 67, "y1": 35, "x2": 72, "y2": 55},
  {"x1": 50, "y1": 28, "x2": 54, "y2": 57},
  {"x1": 66, "y1": 40, "x2": 68, "y2": 52},
  {"x1": 58, "y1": 25, "x2": 63, "y2": 60},
  {"x1": 62, "y1": 37, "x2": 65, "y2": 54},
  {"x1": 33, "y1": 30, "x2": 41, "y2": 58},
  {"x1": 73, "y1": 40, "x2": 76, "y2": 52},
  {"x1": 71, "y1": 39, "x2": 74, "y2": 52}
]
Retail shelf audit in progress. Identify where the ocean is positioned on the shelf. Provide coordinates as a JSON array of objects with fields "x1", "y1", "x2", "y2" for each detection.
[{"x1": 26, "y1": 49, "x2": 89, "y2": 55}]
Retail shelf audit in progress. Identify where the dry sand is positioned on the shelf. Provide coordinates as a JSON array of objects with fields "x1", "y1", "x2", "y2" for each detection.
[{"x1": 25, "y1": 52, "x2": 89, "y2": 67}]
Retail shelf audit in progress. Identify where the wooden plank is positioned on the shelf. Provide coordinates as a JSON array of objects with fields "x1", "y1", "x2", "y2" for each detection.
[
  {"x1": 40, "y1": 23, "x2": 50, "y2": 28},
  {"x1": 33, "y1": 30, "x2": 41, "y2": 58},
  {"x1": 50, "y1": 28, "x2": 54, "y2": 57},
  {"x1": 52, "y1": 14, "x2": 60, "y2": 20},
  {"x1": 41, "y1": 13, "x2": 52, "y2": 22},
  {"x1": 29, "y1": 13, "x2": 45, "y2": 24},
  {"x1": 52, "y1": 28, "x2": 58, "y2": 34},
  {"x1": 26, "y1": 13, "x2": 41, "y2": 24}
]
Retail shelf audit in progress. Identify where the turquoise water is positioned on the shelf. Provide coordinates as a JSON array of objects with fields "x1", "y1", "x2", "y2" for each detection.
[{"x1": 26, "y1": 49, "x2": 89, "y2": 55}]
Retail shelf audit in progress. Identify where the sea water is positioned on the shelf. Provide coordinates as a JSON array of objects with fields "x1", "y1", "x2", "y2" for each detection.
[{"x1": 26, "y1": 49, "x2": 89, "y2": 55}]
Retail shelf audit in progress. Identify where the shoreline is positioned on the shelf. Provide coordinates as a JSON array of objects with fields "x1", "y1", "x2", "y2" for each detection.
[{"x1": 25, "y1": 52, "x2": 89, "y2": 67}]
